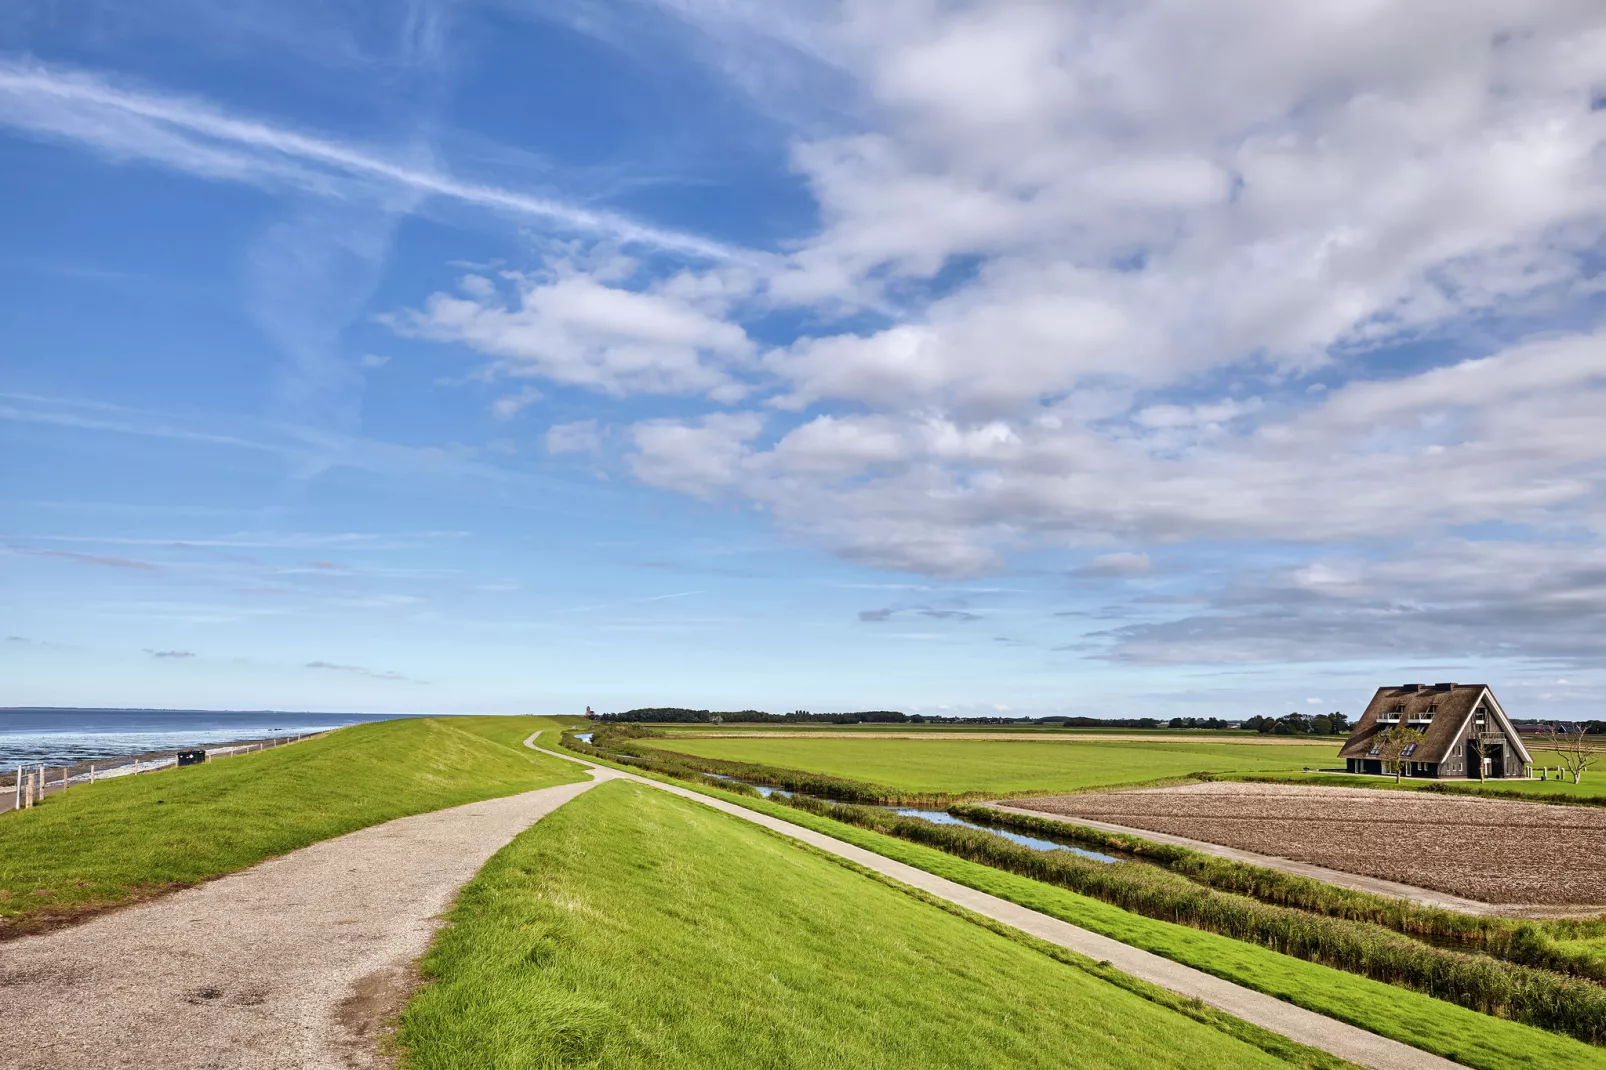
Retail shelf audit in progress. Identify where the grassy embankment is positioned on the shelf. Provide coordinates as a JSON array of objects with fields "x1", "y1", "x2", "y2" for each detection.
[
  {"x1": 954, "y1": 804, "x2": 1606, "y2": 984},
  {"x1": 399, "y1": 779, "x2": 1342, "y2": 1070},
  {"x1": 629, "y1": 732, "x2": 1339, "y2": 800},
  {"x1": 0, "y1": 716, "x2": 585, "y2": 936},
  {"x1": 562, "y1": 734, "x2": 1606, "y2": 1069},
  {"x1": 786, "y1": 797, "x2": 1606, "y2": 1043}
]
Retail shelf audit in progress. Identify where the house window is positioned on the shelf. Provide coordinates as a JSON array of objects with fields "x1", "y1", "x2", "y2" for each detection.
[{"x1": 1401, "y1": 743, "x2": 1418, "y2": 757}]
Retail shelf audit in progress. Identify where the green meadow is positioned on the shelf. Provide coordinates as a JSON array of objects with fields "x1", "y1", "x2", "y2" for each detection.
[
  {"x1": 693, "y1": 782, "x2": 1606, "y2": 1070},
  {"x1": 399, "y1": 779, "x2": 1331, "y2": 1070},
  {"x1": 0, "y1": 716, "x2": 584, "y2": 934},
  {"x1": 638, "y1": 735, "x2": 1340, "y2": 795}
]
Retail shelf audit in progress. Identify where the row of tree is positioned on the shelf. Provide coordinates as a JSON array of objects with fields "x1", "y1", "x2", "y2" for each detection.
[
  {"x1": 594, "y1": 708, "x2": 911, "y2": 724},
  {"x1": 1241, "y1": 712, "x2": 1352, "y2": 736}
]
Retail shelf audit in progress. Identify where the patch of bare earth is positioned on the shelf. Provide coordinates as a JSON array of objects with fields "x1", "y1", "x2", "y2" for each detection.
[{"x1": 1014, "y1": 782, "x2": 1606, "y2": 906}]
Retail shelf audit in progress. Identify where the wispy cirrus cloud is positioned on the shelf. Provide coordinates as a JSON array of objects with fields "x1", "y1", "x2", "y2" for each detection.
[
  {"x1": 7, "y1": 544, "x2": 158, "y2": 570},
  {"x1": 0, "y1": 57, "x2": 747, "y2": 260},
  {"x1": 305, "y1": 659, "x2": 427, "y2": 683}
]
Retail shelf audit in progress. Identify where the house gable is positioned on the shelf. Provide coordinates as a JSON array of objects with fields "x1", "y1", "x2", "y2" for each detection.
[{"x1": 1339, "y1": 683, "x2": 1530, "y2": 775}]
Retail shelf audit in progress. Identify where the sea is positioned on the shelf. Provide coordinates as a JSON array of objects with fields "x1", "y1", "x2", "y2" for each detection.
[{"x1": 0, "y1": 708, "x2": 411, "y2": 769}]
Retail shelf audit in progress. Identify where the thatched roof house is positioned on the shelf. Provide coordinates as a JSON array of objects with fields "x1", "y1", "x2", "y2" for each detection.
[{"x1": 1339, "y1": 684, "x2": 1532, "y2": 780}]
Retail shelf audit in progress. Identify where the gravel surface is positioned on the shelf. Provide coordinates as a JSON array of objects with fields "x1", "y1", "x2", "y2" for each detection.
[
  {"x1": 0, "y1": 774, "x2": 601, "y2": 1070},
  {"x1": 1014, "y1": 782, "x2": 1606, "y2": 905}
]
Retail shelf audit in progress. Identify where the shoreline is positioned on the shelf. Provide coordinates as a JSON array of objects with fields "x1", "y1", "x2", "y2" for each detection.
[{"x1": 1, "y1": 732, "x2": 327, "y2": 813}]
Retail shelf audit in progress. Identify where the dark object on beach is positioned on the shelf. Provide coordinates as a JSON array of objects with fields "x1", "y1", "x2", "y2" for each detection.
[{"x1": 177, "y1": 749, "x2": 207, "y2": 767}]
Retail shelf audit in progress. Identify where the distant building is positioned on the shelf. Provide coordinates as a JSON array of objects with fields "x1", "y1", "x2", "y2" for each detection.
[{"x1": 1339, "y1": 683, "x2": 1532, "y2": 780}]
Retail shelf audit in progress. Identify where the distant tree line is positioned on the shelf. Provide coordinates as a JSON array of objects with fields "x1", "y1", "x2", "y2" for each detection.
[
  {"x1": 1515, "y1": 719, "x2": 1606, "y2": 735},
  {"x1": 592, "y1": 709, "x2": 1306, "y2": 729},
  {"x1": 1241, "y1": 712, "x2": 1351, "y2": 736},
  {"x1": 594, "y1": 708, "x2": 911, "y2": 724}
]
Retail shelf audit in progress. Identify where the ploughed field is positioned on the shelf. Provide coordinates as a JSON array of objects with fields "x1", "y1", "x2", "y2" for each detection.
[
  {"x1": 637, "y1": 736, "x2": 1340, "y2": 795},
  {"x1": 1014, "y1": 782, "x2": 1606, "y2": 906}
]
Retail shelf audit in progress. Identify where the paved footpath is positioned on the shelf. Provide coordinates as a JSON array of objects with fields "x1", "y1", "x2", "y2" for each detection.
[
  {"x1": 534, "y1": 742, "x2": 1469, "y2": 1070},
  {"x1": 0, "y1": 774, "x2": 602, "y2": 1070}
]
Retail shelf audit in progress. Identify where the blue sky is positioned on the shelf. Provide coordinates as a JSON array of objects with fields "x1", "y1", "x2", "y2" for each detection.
[{"x1": 3, "y1": 1, "x2": 1605, "y2": 719}]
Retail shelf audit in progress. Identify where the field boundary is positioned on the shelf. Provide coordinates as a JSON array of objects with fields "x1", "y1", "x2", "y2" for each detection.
[{"x1": 532, "y1": 735, "x2": 1471, "y2": 1070}]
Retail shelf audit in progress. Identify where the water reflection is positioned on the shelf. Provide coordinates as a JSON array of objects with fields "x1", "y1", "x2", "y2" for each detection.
[{"x1": 894, "y1": 809, "x2": 1119, "y2": 862}]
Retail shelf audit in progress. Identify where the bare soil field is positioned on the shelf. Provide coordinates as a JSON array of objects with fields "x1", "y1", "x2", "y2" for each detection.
[{"x1": 1014, "y1": 782, "x2": 1606, "y2": 906}]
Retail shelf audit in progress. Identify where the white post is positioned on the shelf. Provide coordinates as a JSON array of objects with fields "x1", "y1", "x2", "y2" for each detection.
[
  {"x1": 90, "y1": 764, "x2": 95, "y2": 784},
  {"x1": 13, "y1": 765, "x2": 19, "y2": 810}
]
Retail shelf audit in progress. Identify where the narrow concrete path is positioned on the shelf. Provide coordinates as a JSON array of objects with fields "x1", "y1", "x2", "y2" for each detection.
[
  {"x1": 989, "y1": 804, "x2": 1509, "y2": 914},
  {"x1": 0, "y1": 772, "x2": 603, "y2": 1070},
  {"x1": 535, "y1": 742, "x2": 1467, "y2": 1070}
]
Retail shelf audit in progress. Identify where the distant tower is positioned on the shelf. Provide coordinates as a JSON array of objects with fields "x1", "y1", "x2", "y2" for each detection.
[{"x1": 585, "y1": 706, "x2": 595, "y2": 719}]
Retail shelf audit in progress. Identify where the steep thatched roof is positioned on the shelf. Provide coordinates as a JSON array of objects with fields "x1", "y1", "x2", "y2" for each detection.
[{"x1": 1339, "y1": 684, "x2": 1531, "y2": 766}]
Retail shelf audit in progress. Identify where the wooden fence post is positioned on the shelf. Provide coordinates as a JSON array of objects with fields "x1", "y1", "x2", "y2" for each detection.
[{"x1": 12, "y1": 765, "x2": 19, "y2": 810}]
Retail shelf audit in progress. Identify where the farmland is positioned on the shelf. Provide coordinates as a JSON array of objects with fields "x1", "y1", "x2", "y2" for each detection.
[
  {"x1": 635, "y1": 734, "x2": 1341, "y2": 796},
  {"x1": 399, "y1": 779, "x2": 1318, "y2": 1070},
  {"x1": 1012, "y1": 781, "x2": 1606, "y2": 906},
  {"x1": 556, "y1": 766, "x2": 1606, "y2": 1070},
  {"x1": 571, "y1": 726, "x2": 1606, "y2": 1062}
]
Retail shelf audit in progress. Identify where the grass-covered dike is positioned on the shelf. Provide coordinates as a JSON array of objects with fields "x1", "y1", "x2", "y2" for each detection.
[
  {"x1": 0, "y1": 715, "x2": 585, "y2": 936},
  {"x1": 562, "y1": 730, "x2": 1606, "y2": 1069},
  {"x1": 399, "y1": 779, "x2": 1337, "y2": 1070}
]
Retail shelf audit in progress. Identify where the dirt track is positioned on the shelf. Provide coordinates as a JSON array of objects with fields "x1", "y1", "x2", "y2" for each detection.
[
  {"x1": 1014, "y1": 781, "x2": 1606, "y2": 906},
  {"x1": 0, "y1": 775, "x2": 600, "y2": 1069}
]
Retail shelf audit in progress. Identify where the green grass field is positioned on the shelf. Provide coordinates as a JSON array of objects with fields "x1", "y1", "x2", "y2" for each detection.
[
  {"x1": 654, "y1": 723, "x2": 1303, "y2": 738},
  {"x1": 0, "y1": 716, "x2": 584, "y2": 934},
  {"x1": 399, "y1": 779, "x2": 1329, "y2": 1070},
  {"x1": 638, "y1": 735, "x2": 1340, "y2": 795},
  {"x1": 690, "y1": 784, "x2": 1606, "y2": 1070}
]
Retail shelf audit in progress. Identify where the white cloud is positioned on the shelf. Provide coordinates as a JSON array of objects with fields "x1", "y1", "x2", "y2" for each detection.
[
  {"x1": 491, "y1": 386, "x2": 544, "y2": 419},
  {"x1": 628, "y1": 412, "x2": 765, "y2": 497},
  {"x1": 395, "y1": 262, "x2": 757, "y2": 398},
  {"x1": 546, "y1": 419, "x2": 603, "y2": 455}
]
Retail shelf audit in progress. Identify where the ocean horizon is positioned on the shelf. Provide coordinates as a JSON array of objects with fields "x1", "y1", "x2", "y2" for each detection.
[{"x1": 0, "y1": 708, "x2": 417, "y2": 769}]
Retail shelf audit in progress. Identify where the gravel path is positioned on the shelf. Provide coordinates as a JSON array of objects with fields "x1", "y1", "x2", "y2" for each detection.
[
  {"x1": 532, "y1": 742, "x2": 1469, "y2": 1070},
  {"x1": 1012, "y1": 781, "x2": 1606, "y2": 907},
  {"x1": 0, "y1": 771, "x2": 602, "y2": 1070}
]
